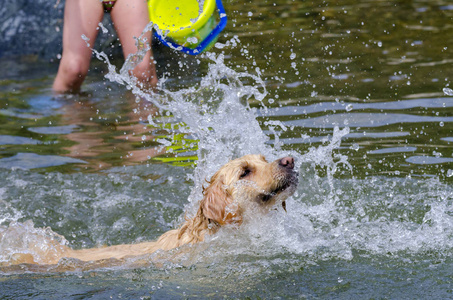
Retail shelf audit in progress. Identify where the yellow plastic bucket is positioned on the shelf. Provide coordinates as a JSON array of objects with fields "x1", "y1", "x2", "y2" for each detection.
[{"x1": 149, "y1": 0, "x2": 217, "y2": 49}]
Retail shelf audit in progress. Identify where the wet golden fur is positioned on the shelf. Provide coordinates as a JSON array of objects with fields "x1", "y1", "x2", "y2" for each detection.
[{"x1": 6, "y1": 154, "x2": 298, "y2": 266}]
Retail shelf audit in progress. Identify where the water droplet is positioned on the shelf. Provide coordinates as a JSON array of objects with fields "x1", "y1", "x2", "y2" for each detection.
[
  {"x1": 141, "y1": 135, "x2": 146, "y2": 141},
  {"x1": 439, "y1": 122, "x2": 444, "y2": 127},
  {"x1": 447, "y1": 169, "x2": 453, "y2": 178},
  {"x1": 187, "y1": 37, "x2": 198, "y2": 44},
  {"x1": 435, "y1": 152, "x2": 443, "y2": 158},
  {"x1": 290, "y1": 53, "x2": 296, "y2": 60},
  {"x1": 350, "y1": 143, "x2": 359, "y2": 151},
  {"x1": 81, "y1": 34, "x2": 90, "y2": 47},
  {"x1": 443, "y1": 87, "x2": 453, "y2": 96},
  {"x1": 345, "y1": 104, "x2": 353, "y2": 111}
]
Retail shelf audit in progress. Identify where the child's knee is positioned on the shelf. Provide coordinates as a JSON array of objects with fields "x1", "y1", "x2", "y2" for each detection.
[{"x1": 61, "y1": 57, "x2": 89, "y2": 82}]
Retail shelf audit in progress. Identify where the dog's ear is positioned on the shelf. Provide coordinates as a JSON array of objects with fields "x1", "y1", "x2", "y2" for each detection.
[{"x1": 200, "y1": 176, "x2": 241, "y2": 226}]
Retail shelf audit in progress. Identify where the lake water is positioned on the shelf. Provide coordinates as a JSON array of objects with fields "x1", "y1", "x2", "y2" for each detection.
[{"x1": 1, "y1": 0, "x2": 452, "y2": 298}]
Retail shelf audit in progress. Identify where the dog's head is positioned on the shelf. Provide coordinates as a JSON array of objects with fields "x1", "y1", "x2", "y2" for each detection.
[{"x1": 200, "y1": 154, "x2": 298, "y2": 226}]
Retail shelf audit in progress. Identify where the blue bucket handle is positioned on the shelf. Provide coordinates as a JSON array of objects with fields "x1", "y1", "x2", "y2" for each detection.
[{"x1": 153, "y1": 0, "x2": 227, "y2": 55}]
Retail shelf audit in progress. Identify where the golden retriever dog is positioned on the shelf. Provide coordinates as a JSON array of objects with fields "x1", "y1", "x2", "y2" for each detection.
[{"x1": 5, "y1": 154, "x2": 298, "y2": 266}]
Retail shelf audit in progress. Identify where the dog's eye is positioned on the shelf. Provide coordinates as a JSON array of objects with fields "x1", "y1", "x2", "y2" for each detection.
[{"x1": 240, "y1": 169, "x2": 251, "y2": 179}]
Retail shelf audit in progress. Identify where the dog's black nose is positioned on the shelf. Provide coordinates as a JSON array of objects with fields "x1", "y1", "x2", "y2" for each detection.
[{"x1": 279, "y1": 157, "x2": 294, "y2": 169}]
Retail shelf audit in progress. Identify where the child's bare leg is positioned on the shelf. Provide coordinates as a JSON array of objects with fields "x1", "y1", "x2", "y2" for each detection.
[
  {"x1": 53, "y1": 0, "x2": 104, "y2": 93},
  {"x1": 111, "y1": 0, "x2": 158, "y2": 89}
]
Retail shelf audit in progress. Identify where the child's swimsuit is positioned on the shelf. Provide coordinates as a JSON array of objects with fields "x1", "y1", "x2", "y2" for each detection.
[{"x1": 102, "y1": 0, "x2": 116, "y2": 12}]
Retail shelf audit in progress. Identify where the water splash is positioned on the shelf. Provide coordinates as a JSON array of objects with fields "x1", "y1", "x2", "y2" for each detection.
[
  {"x1": 85, "y1": 31, "x2": 401, "y2": 264},
  {"x1": 0, "y1": 220, "x2": 69, "y2": 265},
  {"x1": 96, "y1": 33, "x2": 276, "y2": 207},
  {"x1": 180, "y1": 175, "x2": 453, "y2": 268},
  {"x1": 96, "y1": 42, "x2": 453, "y2": 264}
]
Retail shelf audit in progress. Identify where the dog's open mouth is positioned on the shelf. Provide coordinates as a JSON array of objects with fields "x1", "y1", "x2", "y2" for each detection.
[
  {"x1": 262, "y1": 171, "x2": 298, "y2": 203},
  {"x1": 262, "y1": 184, "x2": 288, "y2": 202}
]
